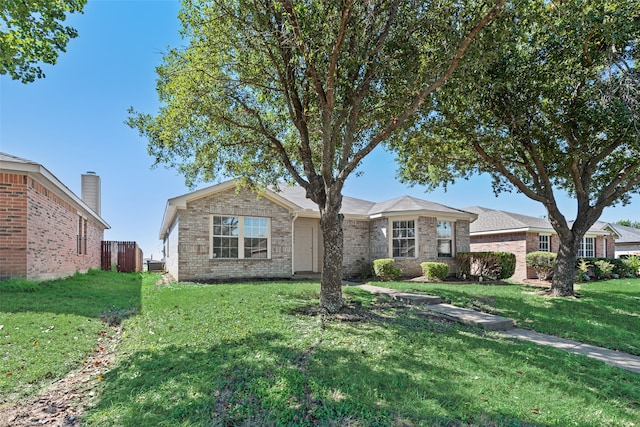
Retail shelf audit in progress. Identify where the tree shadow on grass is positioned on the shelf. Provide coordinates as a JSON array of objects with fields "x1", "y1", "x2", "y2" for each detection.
[
  {"x1": 87, "y1": 332, "x2": 555, "y2": 427},
  {"x1": 84, "y1": 288, "x2": 640, "y2": 427},
  {"x1": 0, "y1": 270, "x2": 142, "y2": 322},
  {"x1": 419, "y1": 287, "x2": 640, "y2": 356}
]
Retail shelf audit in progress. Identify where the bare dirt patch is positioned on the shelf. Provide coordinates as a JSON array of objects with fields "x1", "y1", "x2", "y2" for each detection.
[{"x1": 0, "y1": 325, "x2": 122, "y2": 426}]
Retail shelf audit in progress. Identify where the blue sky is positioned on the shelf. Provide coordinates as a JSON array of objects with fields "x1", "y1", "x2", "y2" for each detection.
[{"x1": 1, "y1": 0, "x2": 638, "y2": 259}]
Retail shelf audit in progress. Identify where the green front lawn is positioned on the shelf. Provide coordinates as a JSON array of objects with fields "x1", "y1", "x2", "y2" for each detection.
[
  {"x1": 381, "y1": 278, "x2": 640, "y2": 355},
  {"x1": 1, "y1": 272, "x2": 639, "y2": 426},
  {"x1": 0, "y1": 269, "x2": 141, "y2": 400}
]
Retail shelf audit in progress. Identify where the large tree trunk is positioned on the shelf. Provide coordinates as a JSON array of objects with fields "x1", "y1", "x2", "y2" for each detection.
[
  {"x1": 550, "y1": 236, "x2": 579, "y2": 297},
  {"x1": 318, "y1": 190, "x2": 345, "y2": 313}
]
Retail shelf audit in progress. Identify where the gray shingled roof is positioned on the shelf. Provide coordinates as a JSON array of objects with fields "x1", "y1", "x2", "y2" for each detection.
[
  {"x1": 0, "y1": 152, "x2": 36, "y2": 164},
  {"x1": 275, "y1": 185, "x2": 475, "y2": 218},
  {"x1": 466, "y1": 206, "x2": 616, "y2": 236},
  {"x1": 276, "y1": 185, "x2": 376, "y2": 216},
  {"x1": 610, "y1": 224, "x2": 640, "y2": 244},
  {"x1": 369, "y1": 196, "x2": 473, "y2": 217},
  {"x1": 465, "y1": 206, "x2": 553, "y2": 233}
]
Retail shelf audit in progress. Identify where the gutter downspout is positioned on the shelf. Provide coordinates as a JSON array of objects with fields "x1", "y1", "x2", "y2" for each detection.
[{"x1": 291, "y1": 212, "x2": 298, "y2": 277}]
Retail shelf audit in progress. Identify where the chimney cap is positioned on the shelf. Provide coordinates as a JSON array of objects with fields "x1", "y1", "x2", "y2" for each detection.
[{"x1": 85, "y1": 171, "x2": 96, "y2": 175}]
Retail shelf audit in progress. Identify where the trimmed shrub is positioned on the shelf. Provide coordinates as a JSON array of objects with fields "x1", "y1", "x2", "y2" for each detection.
[
  {"x1": 456, "y1": 252, "x2": 516, "y2": 280},
  {"x1": 622, "y1": 256, "x2": 640, "y2": 277},
  {"x1": 356, "y1": 258, "x2": 374, "y2": 280},
  {"x1": 373, "y1": 258, "x2": 402, "y2": 281},
  {"x1": 526, "y1": 251, "x2": 556, "y2": 280},
  {"x1": 495, "y1": 252, "x2": 516, "y2": 279},
  {"x1": 593, "y1": 259, "x2": 614, "y2": 280},
  {"x1": 421, "y1": 262, "x2": 449, "y2": 281},
  {"x1": 575, "y1": 257, "x2": 635, "y2": 280}
]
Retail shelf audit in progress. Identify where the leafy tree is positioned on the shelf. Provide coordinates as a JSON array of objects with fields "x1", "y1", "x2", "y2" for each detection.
[
  {"x1": 128, "y1": 0, "x2": 505, "y2": 312},
  {"x1": 616, "y1": 220, "x2": 640, "y2": 229},
  {"x1": 394, "y1": 0, "x2": 640, "y2": 296},
  {"x1": 0, "y1": 0, "x2": 87, "y2": 83}
]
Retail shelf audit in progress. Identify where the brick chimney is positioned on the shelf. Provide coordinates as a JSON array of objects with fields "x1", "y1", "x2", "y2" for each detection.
[{"x1": 81, "y1": 171, "x2": 101, "y2": 216}]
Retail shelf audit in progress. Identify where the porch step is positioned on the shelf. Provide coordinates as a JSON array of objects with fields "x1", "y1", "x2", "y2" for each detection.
[
  {"x1": 351, "y1": 284, "x2": 442, "y2": 305},
  {"x1": 425, "y1": 304, "x2": 514, "y2": 331}
]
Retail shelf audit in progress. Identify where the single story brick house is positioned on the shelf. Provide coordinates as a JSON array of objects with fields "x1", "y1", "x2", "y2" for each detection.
[
  {"x1": 609, "y1": 223, "x2": 640, "y2": 258},
  {"x1": 465, "y1": 206, "x2": 617, "y2": 281},
  {"x1": 0, "y1": 152, "x2": 110, "y2": 280},
  {"x1": 159, "y1": 180, "x2": 477, "y2": 282}
]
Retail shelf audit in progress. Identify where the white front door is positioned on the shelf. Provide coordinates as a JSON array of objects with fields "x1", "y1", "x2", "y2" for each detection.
[{"x1": 294, "y1": 225, "x2": 314, "y2": 272}]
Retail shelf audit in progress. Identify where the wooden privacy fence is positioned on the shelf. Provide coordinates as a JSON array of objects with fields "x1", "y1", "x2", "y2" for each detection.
[{"x1": 101, "y1": 241, "x2": 143, "y2": 273}]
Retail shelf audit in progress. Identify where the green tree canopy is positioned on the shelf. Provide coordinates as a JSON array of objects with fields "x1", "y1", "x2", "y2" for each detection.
[
  {"x1": 1, "y1": 0, "x2": 87, "y2": 83},
  {"x1": 394, "y1": 0, "x2": 640, "y2": 296},
  {"x1": 128, "y1": 0, "x2": 505, "y2": 312}
]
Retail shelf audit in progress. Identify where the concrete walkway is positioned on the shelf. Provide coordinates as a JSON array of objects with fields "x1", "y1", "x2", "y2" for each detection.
[{"x1": 350, "y1": 283, "x2": 640, "y2": 374}]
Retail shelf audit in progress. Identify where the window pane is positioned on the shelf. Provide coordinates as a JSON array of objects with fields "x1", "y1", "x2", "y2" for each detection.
[
  {"x1": 437, "y1": 240, "x2": 452, "y2": 257},
  {"x1": 213, "y1": 236, "x2": 238, "y2": 258},
  {"x1": 245, "y1": 237, "x2": 268, "y2": 258},
  {"x1": 539, "y1": 235, "x2": 550, "y2": 252},
  {"x1": 437, "y1": 221, "x2": 452, "y2": 239},
  {"x1": 244, "y1": 217, "x2": 268, "y2": 238},
  {"x1": 392, "y1": 220, "x2": 415, "y2": 258}
]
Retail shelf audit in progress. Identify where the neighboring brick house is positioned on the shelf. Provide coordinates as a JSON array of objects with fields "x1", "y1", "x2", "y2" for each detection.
[
  {"x1": 159, "y1": 180, "x2": 477, "y2": 282},
  {"x1": 0, "y1": 152, "x2": 110, "y2": 280},
  {"x1": 465, "y1": 206, "x2": 617, "y2": 281},
  {"x1": 609, "y1": 223, "x2": 640, "y2": 258}
]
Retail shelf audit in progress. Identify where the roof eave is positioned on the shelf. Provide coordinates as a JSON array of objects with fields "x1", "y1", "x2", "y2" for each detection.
[{"x1": 0, "y1": 159, "x2": 110, "y2": 229}]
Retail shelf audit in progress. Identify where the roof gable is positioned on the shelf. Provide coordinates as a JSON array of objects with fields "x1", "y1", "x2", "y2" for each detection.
[
  {"x1": 0, "y1": 151, "x2": 110, "y2": 229},
  {"x1": 610, "y1": 223, "x2": 640, "y2": 243},
  {"x1": 160, "y1": 179, "x2": 476, "y2": 238}
]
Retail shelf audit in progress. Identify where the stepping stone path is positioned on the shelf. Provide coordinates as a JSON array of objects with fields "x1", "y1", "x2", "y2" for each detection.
[
  {"x1": 353, "y1": 284, "x2": 513, "y2": 330},
  {"x1": 350, "y1": 283, "x2": 640, "y2": 374}
]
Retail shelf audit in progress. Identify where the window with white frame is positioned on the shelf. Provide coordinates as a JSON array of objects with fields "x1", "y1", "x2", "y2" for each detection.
[
  {"x1": 437, "y1": 220, "x2": 453, "y2": 257},
  {"x1": 243, "y1": 217, "x2": 269, "y2": 258},
  {"x1": 539, "y1": 235, "x2": 550, "y2": 252},
  {"x1": 211, "y1": 215, "x2": 270, "y2": 259},
  {"x1": 578, "y1": 236, "x2": 595, "y2": 258},
  {"x1": 392, "y1": 220, "x2": 415, "y2": 258},
  {"x1": 77, "y1": 215, "x2": 87, "y2": 255}
]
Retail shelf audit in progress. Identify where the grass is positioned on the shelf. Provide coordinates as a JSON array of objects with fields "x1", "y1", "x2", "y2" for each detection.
[
  {"x1": 0, "y1": 269, "x2": 141, "y2": 400},
  {"x1": 2, "y1": 272, "x2": 640, "y2": 426},
  {"x1": 379, "y1": 278, "x2": 640, "y2": 355}
]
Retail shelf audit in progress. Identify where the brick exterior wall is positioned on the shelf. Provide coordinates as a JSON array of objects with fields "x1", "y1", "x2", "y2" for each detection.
[
  {"x1": 369, "y1": 217, "x2": 470, "y2": 278},
  {"x1": 471, "y1": 232, "x2": 617, "y2": 282},
  {"x1": 470, "y1": 232, "x2": 529, "y2": 281},
  {"x1": 342, "y1": 219, "x2": 370, "y2": 277},
  {"x1": 0, "y1": 174, "x2": 104, "y2": 280},
  {"x1": 0, "y1": 173, "x2": 28, "y2": 278},
  {"x1": 174, "y1": 188, "x2": 293, "y2": 281}
]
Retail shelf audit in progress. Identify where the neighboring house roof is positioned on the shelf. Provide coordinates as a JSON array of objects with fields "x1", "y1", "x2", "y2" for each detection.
[
  {"x1": 609, "y1": 223, "x2": 640, "y2": 244},
  {"x1": 0, "y1": 152, "x2": 110, "y2": 229},
  {"x1": 465, "y1": 206, "x2": 552, "y2": 233},
  {"x1": 465, "y1": 206, "x2": 615, "y2": 237},
  {"x1": 159, "y1": 179, "x2": 477, "y2": 238}
]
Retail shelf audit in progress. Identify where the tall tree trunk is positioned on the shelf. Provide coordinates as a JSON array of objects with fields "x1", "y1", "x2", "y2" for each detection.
[
  {"x1": 318, "y1": 191, "x2": 345, "y2": 313},
  {"x1": 550, "y1": 235, "x2": 579, "y2": 297}
]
